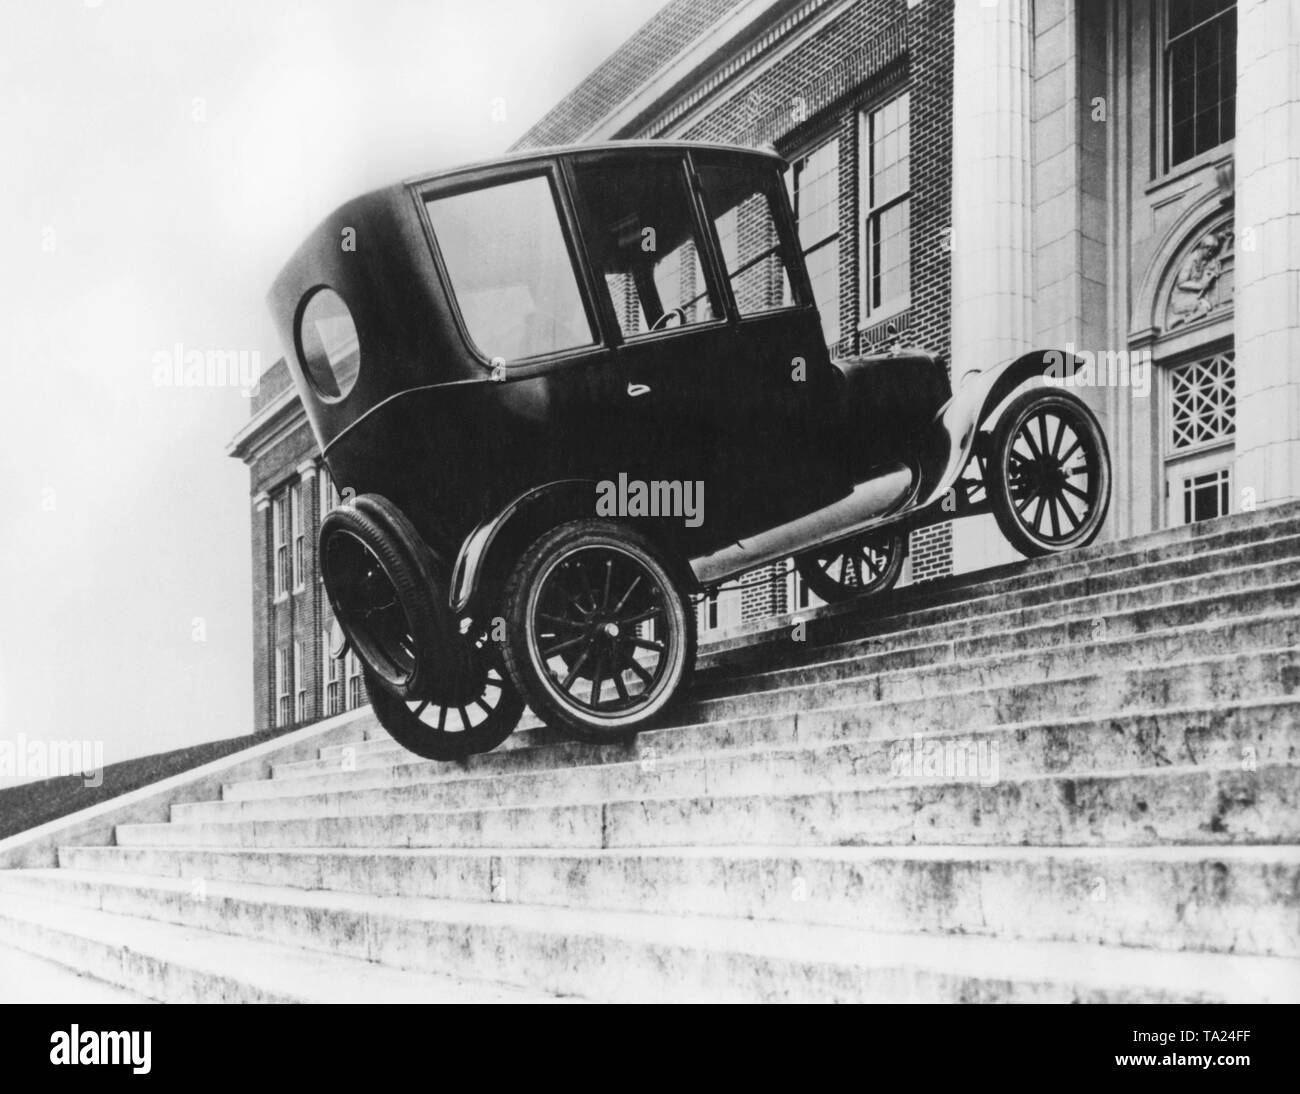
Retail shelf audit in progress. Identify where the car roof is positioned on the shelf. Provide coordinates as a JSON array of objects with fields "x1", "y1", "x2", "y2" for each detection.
[{"x1": 401, "y1": 140, "x2": 787, "y2": 189}]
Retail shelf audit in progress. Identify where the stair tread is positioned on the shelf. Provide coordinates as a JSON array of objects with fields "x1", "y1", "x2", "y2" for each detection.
[
  {"x1": 272, "y1": 647, "x2": 1300, "y2": 786},
  {"x1": 252, "y1": 697, "x2": 1300, "y2": 797},
  {"x1": 57, "y1": 843, "x2": 1300, "y2": 864},
  {"x1": 0, "y1": 942, "x2": 153, "y2": 1003},
  {"x1": 7, "y1": 868, "x2": 1297, "y2": 1001},
  {"x1": 136, "y1": 760, "x2": 1300, "y2": 830},
  {"x1": 0, "y1": 888, "x2": 569, "y2": 1003}
]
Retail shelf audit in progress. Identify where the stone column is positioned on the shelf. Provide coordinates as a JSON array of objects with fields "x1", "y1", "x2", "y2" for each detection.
[
  {"x1": 1234, "y1": 0, "x2": 1300, "y2": 505},
  {"x1": 951, "y1": 0, "x2": 1036, "y2": 383}
]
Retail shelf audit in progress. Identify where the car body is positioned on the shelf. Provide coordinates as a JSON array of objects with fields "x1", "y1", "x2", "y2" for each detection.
[{"x1": 268, "y1": 140, "x2": 1111, "y2": 755}]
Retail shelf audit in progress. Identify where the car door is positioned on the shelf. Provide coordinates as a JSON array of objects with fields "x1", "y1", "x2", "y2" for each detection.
[
  {"x1": 690, "y1": 151, "x2": 849, "y2": 528},
  {"x1": 564, "y1": 151, "x2": 744, "y2": 548}
]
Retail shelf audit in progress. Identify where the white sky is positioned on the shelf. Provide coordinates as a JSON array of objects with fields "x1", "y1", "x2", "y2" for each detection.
[{"x1": 0, "y1": 0, "x2": 667, "y2": 784}]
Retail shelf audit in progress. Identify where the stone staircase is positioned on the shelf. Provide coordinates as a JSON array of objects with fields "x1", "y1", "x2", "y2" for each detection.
[{"x1": 1, "y1": 503, "x2": 1298, "y2": 1002}]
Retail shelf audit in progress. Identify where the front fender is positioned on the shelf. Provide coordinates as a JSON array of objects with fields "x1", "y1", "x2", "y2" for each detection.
[
  {"x1": 450, "y1": 479, "x2": 599, "y2": 615},
  {"x1": 914, "y1": 348, "x2": 1083, "y2": 509}
]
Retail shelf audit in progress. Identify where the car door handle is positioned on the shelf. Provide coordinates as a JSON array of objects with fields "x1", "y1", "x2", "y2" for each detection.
[{"x1": 626, "y1": 382, "x2": 651, "y2": 398}]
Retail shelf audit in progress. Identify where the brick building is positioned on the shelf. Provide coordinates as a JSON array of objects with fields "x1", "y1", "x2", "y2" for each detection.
[{"x1": 231, "y1": 0, "x2": 1300, "y2": 730}]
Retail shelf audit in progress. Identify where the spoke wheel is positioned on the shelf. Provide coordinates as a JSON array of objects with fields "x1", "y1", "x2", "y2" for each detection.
[
  {"x1": 365, "y1": 619, "x2": 524, "y2": 761},
  {"x1": 796, "y1": 531, "x2": 905, "y2": 604},
  {"x1": 988, "y1": 389, "x2": 1111, "y2": 557},
  {"x1": 502, "y1": 520, "x2": 695, "y2": 741}
]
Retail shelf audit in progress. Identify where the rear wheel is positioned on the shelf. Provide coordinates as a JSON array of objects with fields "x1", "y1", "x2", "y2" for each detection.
[
  {"x1": 795, "y1": 531, "x2": 905, "y2": 604},
  {"x1": 501, "y1": 520, "x2": 695, "y2": 742},
  {"x1": 364, "y1": 617, "x2": 524, "y2": 761},
  {"x1": 988, "y1": 389, "x2": 1111, "y2": 557}
]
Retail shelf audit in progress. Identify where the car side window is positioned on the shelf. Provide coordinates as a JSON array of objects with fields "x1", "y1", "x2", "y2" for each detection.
[
  {"x1": 570, "y1": 158, "x2": 720, "y2": 339},
  {"x1": 697, "y1": 160, "x2": 800, "y2": 319},
  {"x1": 425, "y1": 175, "x2": 595, "y2": 363}
]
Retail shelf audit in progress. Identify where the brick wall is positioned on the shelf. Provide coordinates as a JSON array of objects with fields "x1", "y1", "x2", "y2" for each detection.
[{"x1": 908, "y1": 520, "x2": 952, "y2": 584}]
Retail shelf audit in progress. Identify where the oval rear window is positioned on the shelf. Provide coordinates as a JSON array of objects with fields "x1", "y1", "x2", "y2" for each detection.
[{"x1": 297, "y1": 288, "x2": 359, "y2": 400}]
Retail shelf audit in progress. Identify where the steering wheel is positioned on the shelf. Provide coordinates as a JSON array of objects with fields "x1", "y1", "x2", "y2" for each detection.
[{"x1": 650, "y1": 307, "x2": 687, "y2": 332}]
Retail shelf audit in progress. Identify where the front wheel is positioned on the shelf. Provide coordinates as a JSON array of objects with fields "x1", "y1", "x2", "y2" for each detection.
[
  {"x1": 987, "y1": 388, "x2": 1111, "y2": 557},
  {"x1": 795, "y1": 531, "x2": 906, "y2": 604},
  {"x1": 501, "y1": 520, "x2": 695, "y2": 742}
]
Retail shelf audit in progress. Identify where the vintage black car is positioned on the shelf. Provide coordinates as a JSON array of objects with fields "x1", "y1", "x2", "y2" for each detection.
[{"x1": 267, "y1": 140, "x2": 1110, "y2": 759}]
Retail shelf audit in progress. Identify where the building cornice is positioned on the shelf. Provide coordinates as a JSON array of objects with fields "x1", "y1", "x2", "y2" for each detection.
[
  {"x1": 226, "y1": 386, "x2": 307, "y2": 466},
  {"x1": 647, "y1": 0, "x2": 855, "y2": 138},
  {"x1": 577, "y1": 0, "x2": 806, "y2": 142}
]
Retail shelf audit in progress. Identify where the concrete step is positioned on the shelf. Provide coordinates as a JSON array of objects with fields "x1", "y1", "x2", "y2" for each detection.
[
  {"x1": 181, "y1": 702, "x2": 1299, "y2": 823},
  {"x1": 314, "y1": 563, "x2": 1300, "y2": 769},
  {"x1": 317, "y1": 576, "x2": 1300, "y2": 777},
  {"x1": 0, "y1": 887, "x2": 566, "y2": 1003},
  {"x1": 329, "y1": 530, "x2": 1300, "y2": 759},
  {"x1": 221, "y1": 698, "x2": 1300, "y2": 808},
  {"x1": 118, "y1": 763, "x2": 1300, "y2": 851},
  {"x1": 697, "y1": 565, "x2": 1300, "y2": 695},
  {"x1": 0, "y1": 869, "x2": 1293, "y2": 1002},
  {"x1": 660, "y1": 617, "x2": 1300, "y2": 729},
  {"x1": 365, "y1": 536, "x2": 1300, "y2": 750},
  {"x1": 245, "y1": 647, "x2": 1300, "y2": 797},
  {"x1": 0, "y1": 942, "x2": 152, "y2": 1003},
  {"x1": 700, "y1": 522, "x2": 1300, "y2": 671},
  {"x1": 53, "y1": 844, "x2": 1300, "y2": 959},
  {"x1": 272, "y1": 637, "x2": 1300, "y2": 785}
]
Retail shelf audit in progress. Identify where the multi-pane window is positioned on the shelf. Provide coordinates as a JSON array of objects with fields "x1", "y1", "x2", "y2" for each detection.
[
  {"x1": 294, "y1": 641, "x2": 307, "y2": 722},
  {"x1": 346, "y1": 650, "x2": 364, "y2": 709},
  {"x1": 272, "y1": 494, "x2": 290, "y2": 599},
  {"x1": 290, "y1": 483, "x2": 304, "y2": 591},
  {"x1": 275, "y1": 647, "x2": 290, "y2": 727},
  {"x1": 1168, "y1": 351, "x2": 1236, "y2": 451},
  {"x1": 788, "y1": 138, "x2": 841, "y2": 345},
  {"x1": 1166, "y1": 0, "x2": 1236, "y2": 169},
  {"x1": 859, "y1": 92, "x2": 911, "y2": 319},
  {"x1": 1164, "y1": 349, "x2": 1236, "y2": 527},
  {"x1": 698, "y1": 158, "x2": 798, "y2": 320},
  {"x1": 1180, "y1": 466, "x2": 1232, "y2": 523},
  {"x1": 323, "y1": 633, "x2": 344, "y2": 716},
  {"x1": 696, "y1": 587, "x2": 741, "y2": 635},
  {"x1": 788, "y1": 567, "x2": 826, "y2": 613}
]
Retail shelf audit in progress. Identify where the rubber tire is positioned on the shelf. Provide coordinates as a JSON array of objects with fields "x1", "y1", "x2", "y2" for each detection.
[
  {"x1": 500, "y1": 519, "x2": 696, "y2": 743},
  {"x1": 364, "y1": 652, "x2": 524, "y2": 762},
  {"x1": 795, "y1": 531, "x2": 906, "y2": 604},
  {"x1": 987, "y1": 388, "x2": 1111, "y2": 558},
  {"x1": 319, "y1": 494, "x2": 468, "y2": 702}
]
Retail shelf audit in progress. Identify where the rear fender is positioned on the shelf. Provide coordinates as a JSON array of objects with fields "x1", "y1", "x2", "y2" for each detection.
[
  {"x1": 450, "y1": 479, "x2": 598, "y2": 616},
  {"x1": 914, "y1": 349, "x2": 1084, "y2": 509}
]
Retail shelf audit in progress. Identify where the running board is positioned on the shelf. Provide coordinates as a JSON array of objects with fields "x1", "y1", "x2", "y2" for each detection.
[{"x1": 689, "y1": 463, "x2": 915, "y2": 587}]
